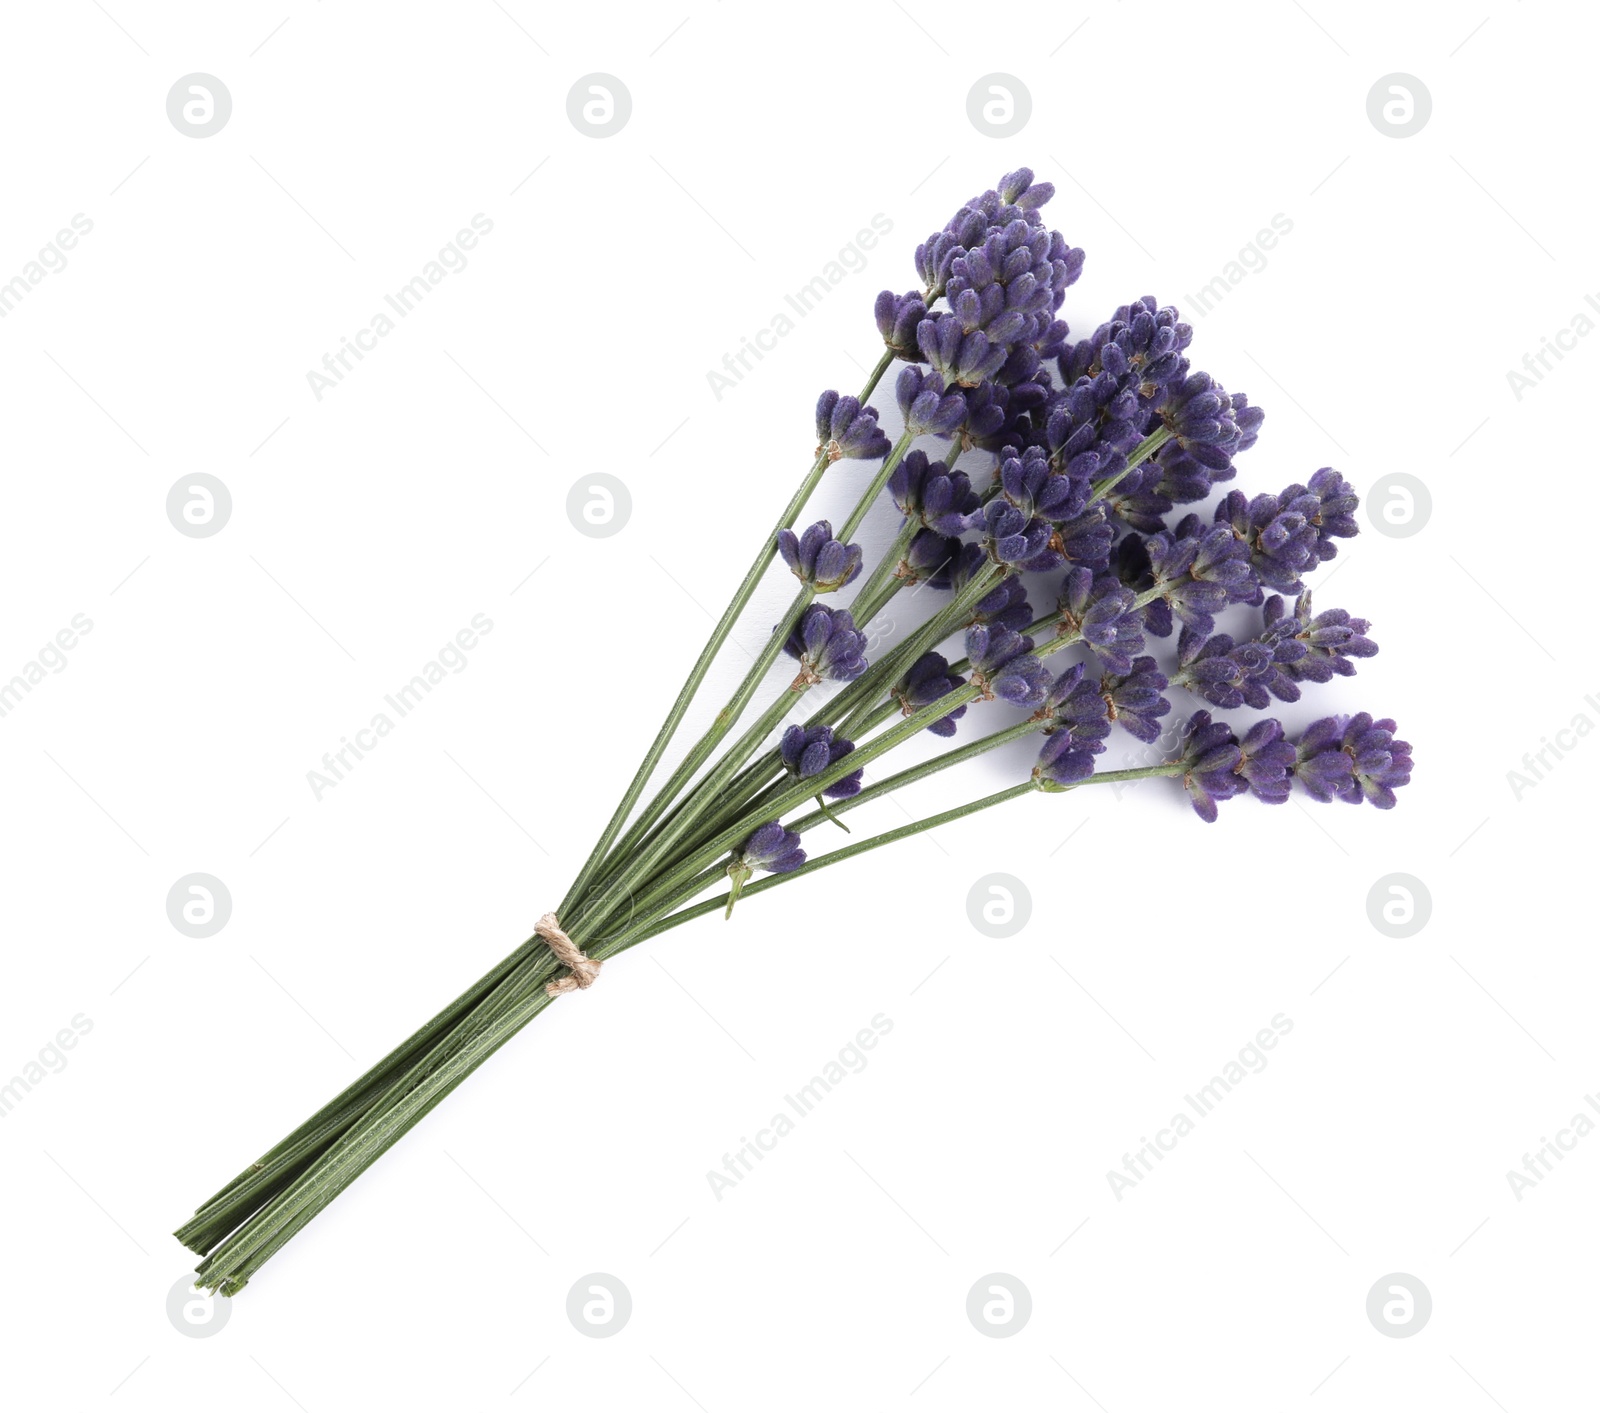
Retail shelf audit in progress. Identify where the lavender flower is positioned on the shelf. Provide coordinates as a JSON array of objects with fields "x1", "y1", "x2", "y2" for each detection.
[
  {"x1": 1032, "y1": 663, "x2": 1111, "y2": 785},
  {"x1": 889, "y1": 450, "x2": 981, "y2": 535},
  {"x1": 914, "y1": 167, "x2": 1078, "y2": 300},
  {"x1": 1136, "y1": 522, "x2": 1254, "y2": 636},
  {"x1": 1292, "y1": 713, "x2": 1413, "y2": 809},
  {"x1": 1276, "y1": 595, "x2": 1377, "y2": 684},
  {"x1": 916, "y1": 312, "x2": 1010, "y2": 389},
  {"x1": 1101, "y1": 657, "x2": 1171, "y2": 743},
  {"x1": 1173, "y1": 621, "x2": 1304, "y2": 710},
  {"x1": 981, "y1": 497, "x2": 1060, "y2": 572},
  {"x1": 1056, "y1": 568, "x2": 1144, "y2": 674},
  {"x1": 1049, "y1": 504, "x2": 1115, "y2": 575},
  {"x1": 784, "y1": 605, "x2": 869, "y2": 684},
  {"x1": 1234, "y1": 719, "x2": 1297, "y2": 804},
  {"x1": 1156, "y1": 371, "x2": 1246, "y2": 471},
  {"x1": 815, "y1": 390, "x2": 891, "y2": 462},
  {"x1": 966, "y1": 622, "x2": 1051, "y2": 706},
  {"x1": 778, "y1": 520, "x2": 864, "y2": 592},
  {"x1": 737, "y1": 820, "x2": 806, "y2": 872},
  {"x1": 1064, "y1": 296, "x2": 1193, "y2": 400},
  {"x1": 893, "y1": 651, "x2": 968, "y2": 737},
  {"x1": 896, "y1": 366, "x2": 968, "y2": 438},
  {"x1": 725, "y1": 821, "x2": 806, "y2": 917},
  {"x1": 1171, "y1": 710, "x2": 1412, "y2": 820},
  {"x1": 997, "y1": 443, "x2": 1088, "y2": 523},
  {"x1": 874, "y1": 288, "x2": 927, "y2": 361},
  {"x1": 967, "y1": 575, "x2": 1034, "y2": 633},
  {"x1": 1214, "y1": 468, "x2": 1360, "y2": 596},
  {"x1": 1040, "y1": 371, "x2": 1144, "y2": 485},
  {"x1": 899, "y1": 527, "x2": 964, "y2": 588},
  {"x1": 1177, "y1": 711, "x2": 1245, "y2": 823},
  {"x1": 174, "y1": 165, "x2": 1417, "y2": 1303},
  {"x1": 779, "y1": 724, "x2": 863, "y2": 799}
]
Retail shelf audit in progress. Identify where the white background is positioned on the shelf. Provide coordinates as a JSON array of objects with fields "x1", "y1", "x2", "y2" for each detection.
[{"x1": 0, "y1": 1, "x2": 1592, "y2": 1408}]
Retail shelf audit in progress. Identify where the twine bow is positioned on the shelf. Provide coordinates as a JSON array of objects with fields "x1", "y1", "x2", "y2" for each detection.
[{"x1": 536, "y1": 912, "x2": 601, "y2": 996}]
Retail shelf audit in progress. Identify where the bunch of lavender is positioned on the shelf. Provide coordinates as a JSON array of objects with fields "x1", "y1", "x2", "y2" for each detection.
[{"x1": 176, "y1": 168, "x2": 1411, "y2": 1295}]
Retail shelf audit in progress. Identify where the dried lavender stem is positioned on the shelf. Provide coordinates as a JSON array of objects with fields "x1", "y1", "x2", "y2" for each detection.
[{"x1": 563, "y1": 347, "x2": 896, "y2": 910}]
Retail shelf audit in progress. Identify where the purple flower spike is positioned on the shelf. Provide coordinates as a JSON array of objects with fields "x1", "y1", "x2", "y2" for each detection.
[
  {"x1": 1293, "y1": 713, "x2": 1412, "y2": 809},
  {"x1": 779, "y1": 724, "x2": 863, "y2": 800},
  {"x1": 1057, "y1": 568, "x2": 1144, "y2": 674},
  {"x1": 1214, "y1": 469, "x2": 1361, "y2": 598},
  {"x1": 998, "y1": 167, "x2": 1056, "y2": 210},
  {"x1": 1234, "y1": 719, "x2": 1297, "y2": 804},
  {"x1": 966, "y1": 622, "x2": 1050, "y2": 706},
  {"x1": 889, "y1": 450, "x2": 981, "y2": 536},
  {"x1": 1168, "y1": 711, "x2": 1412, "y2": 821},
  {"x1": 898, "y1": 528, "x2": 964, "y2": 588},
  {"x1": 896, "y1": 366, "x2": 969, "y2": 439},
  {"x1": 998, "y1": 443, "x2": 1088, "y2": 523},
  {"x1": 1101, "y1": 657, "x2": 1171, "y2": 743},
  {"x1": 982, "y1": 498, "x2": 1060, "y2": 572},
  {"x1": 875, "y1": 288, "x2": 927, "y2": 361},
  {"x1": 725, "y1": 820, "x2": 806, "y2": 918},
  {"x1": 1178, "y1": 711, "x2": 1245, "y2": 823},
  {"x1": 914, "y1": 169, "x2": 1079, "y2": 301},
  {"x1": 1034, "y1": 727, "x2": 1101, "y2": 785},
  {"x1": 894, "y1": 651, "x2": 968, "y2": 737},
  {"x1": 916, "y1": 312, "x2": 1009, "y2": 389},
  {"x1": 784, "y1": 605, "x2": 869, "y2": 684},
  {"x1": 738, "y1": 820, "x2": 806, "y2": 873},
  {"x1": 1158, "y1": 371, "x2": 1245, "y2": 470},
  {"x1": 968, "y1": 575, "x2": 1034, "y2": 633},
  {"x1": 815, "y1": 390, "x2": 891, "y2": 462},
  {"x1": 777, "y1": 519, "x2": 864, "y2": 593},
  {"x1": 1032, "y1": 663, "x2": 1112, "y2": 786}
]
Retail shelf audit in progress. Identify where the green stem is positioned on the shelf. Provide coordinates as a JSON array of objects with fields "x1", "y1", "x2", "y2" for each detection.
[
  {"x1": 1091, "y1": 425, "x2": 1173, "y2": 500},
  {"x1": 662, "y1": 564, "x2": 1004, "y2": 867},
  {"x1": 604, "y1": 783, "x2": 1038, "y2": 954},
  {"x1": 1074, "y1": 760, "x2": 1186, "y2": 785},
  {"x1": 577, "y1": 424, "x2": 919, "y2": 907},
  {"x1": 602, "y1": 683, "x2": 985, "y2": 935},
  {"x1": 846, "y1": 516, "x2": 918, "y2": 625},
  {"x1": 562, "y1": 347, "x2": 896, "y2": 911}
]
